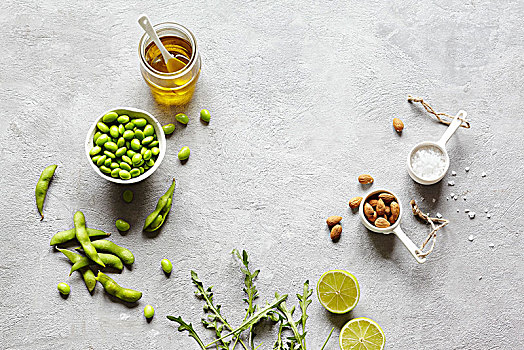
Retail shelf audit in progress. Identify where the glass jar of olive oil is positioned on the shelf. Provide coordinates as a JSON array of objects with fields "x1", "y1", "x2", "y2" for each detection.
[{"x1": 139, "y1": 22, "x2": 201, "y2": 105}]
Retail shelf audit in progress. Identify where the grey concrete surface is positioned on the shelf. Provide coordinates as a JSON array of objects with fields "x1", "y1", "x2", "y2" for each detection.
[{"x1": 0, "y1": 0, "x2": 523, "y2": 349}]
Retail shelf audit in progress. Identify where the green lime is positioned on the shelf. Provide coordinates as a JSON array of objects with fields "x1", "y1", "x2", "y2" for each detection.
[
  {"x1": 339, "y1": 317, "x2": 385, "y2": 350},
  {"x1": 316, "y1": 269, "x2": 359, "y2": 314}
]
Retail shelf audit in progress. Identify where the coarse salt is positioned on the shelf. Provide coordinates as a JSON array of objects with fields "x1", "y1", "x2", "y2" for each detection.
[
  {"x1": 448, "y1": 181, "x2": 455, "y2": 186},
  {"x1": 436, "y1": 212, "x2": 442, "y2": 218},
  {"x1": 468, "y1": 235, "x2": 474, "y2": 241},
  {"x1": 451, "y1": 171, "x2": 457, "y2": 176},
  {"x1": 465, "y1": 167, "x2": 470, "y2": 172},
  {"x1": 481, "y1": 172, "x2": 487, "y2": 177},
  {"x1": 410, "y1": 145, "x2": 446, "y2": 180},
  {"x1": 468, "y1": 212, "x2": 476, "y2": 219}
]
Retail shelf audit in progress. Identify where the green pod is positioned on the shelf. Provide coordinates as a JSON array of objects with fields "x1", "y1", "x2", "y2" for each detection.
[
  {"x1": 35, "y1": 164, "x2": 57, "y2": 220},
  {"x1": 143, "y1": 178, "x2": 176, "y2": 231},
  {"x1": 117, "y1": 115, "x2": 130, "y2": 124},
  {"x1": 100, "y1": 165, "x2": 111, "y2": 174},
  {"x1": 111, "y1": 168, "x2": 121, "y2": 178},
  {"x1": 125, "y1": 122, "x2": 135, "y2": 130},
  {"x1": 50, "y1": 228, "x2": 110, "y2": 246},
  {"x1": 57, "y1": 248, "x2": 97, "y2": 292},
  {"x1": 133, "y1": 118, "x2": 147, "y2": 127},
  {"x1": 151, "y1": 147, "x2": 160, "y2": 156},
  {"x1": 131, "y1": 138, "x2": 141, "y2": 150},
  {"x1": 141, "y1": 136, "x2": 154, "y2": 146},
  {"x1": 134, "y1": 129, "x2": 145, "y2": 141},
  {"x1": 149, "y1": 140, "x2": 159, "y2": 148},
  {"x1": 143, "y1": 124, "x2": 155, "y2": 137},
  {"x1": 102, "y1": 112, "x2": 118, "y2": 123},
  {"x1": 123, "y1": 130, "x2": 134, "y2": 140},
  {"x1": 162, "y1": 124, "x2": 175, "y2": 135},
  {"x1": 116, "y1": 147, "x2": 127, "y2": 157},
  {"x1": 74, "y1": 211, "x2": 105, "y2": 267},
  {"x1": 109, "y1": 125, "x2": 119, "y2": 138},
  {"x1": 96, "y1": 271, "x2": 142, "y2": 303},
  {"x1": 89, "y1": 146, "x2": 102, "y2": 156},
  {"x1": 90, "y1": 240, "x2": 135, "y2": 265},
  {"x1": 118, "y1": 124, "x2": 125, "y2": 135},
  {"x1": 200, "y1": 109, "x2": 211, "y2": 122},
  {"x1": 120, "y1": 162, "x2": 132, "y2": 171},
  {"x1": 119, "y1": 170, "x2": 131, "y2": 180},
  {"x1": 93, "y1": 131, "x2": 102, "y2": 143},
  {"x1": 175, "y1": 113, "x2": 189, "y2": 124},
  {"x1": 104, "y1": 141, "x2": 118, "y2": 152},
  {"x1": 97, "y1": 122, "x2": 110, "y2": 133},
  {"x1": 70, "y1": 253, "x2": 123, "y2": 275},
  {"x1": 130, "y1": 168, "x2": 141, "y2": 178},
  {"x1": 95, "y1": 133, "x2": 109, "y2": 146},
  {"x1": 103, "y1": 157, "x2": 112, "y2": 166}
]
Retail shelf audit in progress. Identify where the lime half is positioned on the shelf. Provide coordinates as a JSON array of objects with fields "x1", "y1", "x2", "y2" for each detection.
[
  {"x1": 339, "y1": 317, "x2": 385, "y2": 350},
  {"x1": 316, "y1": 270, "x2": 360, "y2": 314}
]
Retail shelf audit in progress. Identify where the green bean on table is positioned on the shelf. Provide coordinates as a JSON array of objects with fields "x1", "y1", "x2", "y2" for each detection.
[
  {"x1": 74, "y1": 211, "x2": 105, "y2": 267},
  {"x1": 57, "y1": 282, "x2": 70, "y2": 295},
  {"x1": 96, "y1": 271, "x2": 142, "y2": 303},
  {"x1": 50, "y1": 228, "x2": 110, "y2": 246},
  {"x1": 57, "y1": 248, "x2": 97, "y2": 292},
  {"x1": 143, "y1": 178, "x2": 176, "y2": 232},
  {"x1": 69, "y1": 252, "x2": 123, "y2": 275},
  {"x1": 35, "y1": 164, "x2": 57, "y2": 220}
]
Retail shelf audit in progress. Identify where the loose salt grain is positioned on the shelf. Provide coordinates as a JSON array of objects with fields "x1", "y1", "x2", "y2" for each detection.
[
  {"x1": 468, "y1": 235, "x2": 474, "y2": 241},
  {"x1": 448, "y1": 181, "x2": 455, "y2": 186},
  {"x1": 489, "y1": 243, "x2": 494, "y2": 248},
  {"x1": 451, "y1": 171, "x2": 456, "y2": 176},
  {"x1": 436, "y1": 212, "x2": 442, "y2": 218},
  {"x1": 468, "y1": 212, "x2": 476, "y2": 219},
  {"x1": 481, "y1": 172, "x2": 487, "y2": 177},
  {"x1": 465, "y1": 167, "x2": 470, "y2": 172},
  {"x1": 410, "y1": 145, "x2": 446, "y2": 180}
]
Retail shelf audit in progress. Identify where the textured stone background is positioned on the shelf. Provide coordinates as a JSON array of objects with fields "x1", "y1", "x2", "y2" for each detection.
[{"x1": 0, "y1": 0, "x2": 522, "y2": 349}]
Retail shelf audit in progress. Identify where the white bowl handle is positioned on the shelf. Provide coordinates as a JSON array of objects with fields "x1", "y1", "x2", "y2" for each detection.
[
  {"x1": 393, "y1": 226, "x2": 427, "y2": 264},
  {"x1": 437, "y1": 110, "x2": 467, "y2": 148}
]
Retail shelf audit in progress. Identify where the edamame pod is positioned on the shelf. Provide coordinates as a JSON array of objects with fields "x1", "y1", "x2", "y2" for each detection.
[
  {"x1": 96, "y1": 271, "x2": 142, "y2": 303},
  {"x1": 50, "y1": 228, "x2": 110, "y2": 246},
  {"x1": 69, "y1": 253, "x2": 123, "y2": 275},
  {"x1": 74, "y1": 211, "x2": 105, "y2": 267},
  {"x1": 35, "y1": 164, "x2": 57, "y2": 220},
  {"x1": 57, "y1": 248, "x2": 97, "y2": 292},
  {"x1": 143, "y1": 178, "x2": 176, "y2": 232},
  {"x1": 89, "y1": 240, "x2": 135, "y2": 265}
]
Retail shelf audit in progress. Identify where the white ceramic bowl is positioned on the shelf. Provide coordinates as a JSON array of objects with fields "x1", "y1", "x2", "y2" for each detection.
[{"x1": 85, "y1": 107, "x2": 166, "y2": 184}]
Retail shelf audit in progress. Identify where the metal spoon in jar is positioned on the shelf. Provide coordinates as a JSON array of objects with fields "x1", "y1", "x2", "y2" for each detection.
[{"x1": 138, "y1": 14, "x2": 186, "y2": 73}]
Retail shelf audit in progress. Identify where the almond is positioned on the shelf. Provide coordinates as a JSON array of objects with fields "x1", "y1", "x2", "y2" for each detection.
[
  {"x1": 358, "y1": 174, "x2": 374, "y2": 184},
  {"x1": 378, "y1": 193, "x2": 396, "y2": 202},
  {"x1": 375, "y1": 217, "x2": 391, "y2": 228},
  {"x1": 348, "y1": 196, "x2": 363, "y2": 209},
  {"x1": 393, "y1": 118, "x2": 404, "y2": 132},
  {"x1": 326, "y1": 216, "x2": 342, "y2": 226},
  {"x1": 367, "y1": 212, "x2": 377, "y2": 223},
  {"x1": 389, "y1": 215, "x2": 397, "y2": 224},
  {"x1": 364, "y1": 203, "x2": 374, "y2": 217},
  {"x1": 376, "y1": 199, "x2": 386, "y2": 216},
  {"x1": 385, "y1": 206, "x2": 391, "y2": 215},
  {"x1": 369, "y1": 199, "x2": 378, "y2": 207},
  {"x1": 390, "y1": 201, "x2": 400, "y2": 221},
  {"x1": 330, "y1": 224, "x2": 342, "y2": 241}
]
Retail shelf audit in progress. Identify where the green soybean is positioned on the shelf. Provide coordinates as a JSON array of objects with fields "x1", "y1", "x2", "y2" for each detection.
[
  {"x1": 161, "y1": 258, "x2": 173, "y2": 273},
  {"x1": 95, "y1": 134, "x2": 109, "y2": 146},
  {"x1": 117, "y1": 137, "x2": 126, "y2": 148},
  {"x1": 116, "y1": 219, "x2": 130, "y2": 231},
  {"x1": 69, "y1": 253, "x2": 123, "y2": 275},
  {"x1": 119, "y1": 170, "x2": 131, "y2": 180},
  {"x1": 104, "y1": 142, "x2": 118, "y2": 152},
  {"x1": 111, "y1": 168, "x2": 121, "y2": 177},
  {"x1": 139, "y1": 167, "x2": 144, "y2": 174},
  {"x1": 100, "y1": 165, "x2": 111, "y2": 174},
  {"x1": 144, "y1": 305, "x2": 155, "y2": 318},
  {"x1": 146, "y1": 159, "x2": 155, "y2": 167},
  {"x1": 125, "y1": 122, "x2": 135, "y2": 130},
  {"x1": 110, "y1": 162, "x2": 119, "y2": 169},
  {"x1": 103, "y1": 112, "x2": 118, "y2": 123},
  {"x1": 132, "y1": 153, "x2": 142, "y2": 165},
  {"x1": 140, "y1": 147, "x2": 147, "y2": 155},
  {"x1": 143, "y1": 178, "x2": 176, "y2": 232},
  {"x1": 142, "y1": 136, "x2": 153, "y2": 146},
  {"x1": 57, "y1": 282, "x2": 70, "y2": 295},
  {"x1": 89, "y1": 146, "x2": 101, "y2": 156},
  {"x1": 127, "y1": 149, "x2": 137, "y2": 157},
  {"x1": 57, "y1": 248, "x2": 96, "y2": 292},
  {"x1": 175, "y1": 113, "x2": 189, "y2": 124},
  {"x1": 131, "y1": 139, "x2": 141, "y2": 150},
  {"x1": 74, "y1": 211, "x2": 105, "y2": 267},
  {"x1": 143, "y1": 149, "x2": 152, "y2": 160},
  {"x1": 35, "y1": 164, "x2": 57, "y2": 220},
  {"x1": 149, "y1": 140, "x2": 159, "y2": 147},
  {"x1": 200, "y1": 109, "x2": 211, "y2": 122},
  {"x1": 92, "y1": 155, "x2": 101, "y2": 163},
  {"x1": 134, "y1": 129, "x2": 145, "y2": 141},
  {"x1": 50, "y1": 228, "x2": 110, "y2": 246},
  {"x1": 123, "y1": 130, "x2": 134, "y2": 140},
  {"x1": 118, "y1": 124, "x2": 125, "y2": 135},
  {"x1": 151, "y1": 147, "x2": 160, "y2": 156},
  {"x1": 109, "y1": 125, "x2": 119, "y2": 138},
  {"x1": 162, "y1": 124, "x2": 175, "y2": 135},
  {"x1": 97, "y1": 122, "x2": 109, "y2": 133},
  {"x1": 93, "y1": 131, "x2": 102, "y2": 143},
  {"x1": 120, "y1": 162, "x2": 132, "y2": 171},
  {"x1": 96, "y1": 155, "x2": 107, "y2": 166},
  {"x1": 178, "y1": 146, "x2": 190, "y2": 160},
  {"x1": 96, "y1": 271, "x2": 142, "y2": 303},
  {"x1": 134, "y1": 118, "x2": 147, "y2": 127},
  {"x1": 103, "y1": 157, "x2": 112, "y2": 166},
  {"x1": 89, "y1": 240, "x2": 134, "y2": 265},
  {"x1": 144, "y1": 124, "x2": 155, "y2": 136},
  {"x1": 117, "y1": 115, "x2": 130, "y2": 124},
  {"x1": 122, "y1": 155, "x2": 133, "y2": 165},
  {"x1": 130, "y1": 168, "x2": 141, "y2": 178},
  {"x1": 123, "y1": 189, "x2": 133, "y2": 203},
  {"x1": 115, "y1": 147, "x2": 127, "y2": 157}
]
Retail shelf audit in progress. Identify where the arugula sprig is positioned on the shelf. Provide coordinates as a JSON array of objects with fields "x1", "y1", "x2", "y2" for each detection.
[{"x1": 166, "y1": 316, "x2": 207, "y2": 349}]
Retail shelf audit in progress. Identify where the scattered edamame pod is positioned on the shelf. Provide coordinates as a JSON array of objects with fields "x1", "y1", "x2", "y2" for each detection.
[
  {"x1": 116, "y1": 219, "x2": 130, "y2": 232},
  {"x1": 89, "y1": 240, "x2": 135, "y2": 265},
  {"x1": 74, "y1": 211, "x2": 105, "y2": 267},
  {"x1": 96, "y1": 271, "x2": 142, "y2": 303},
  {"x1": 175, "y1": 113, "x2": 189, "y2": 124},
  {"x1": 178, "y1": 146, "x2": 190, "y2": 160},
  {"x1": 50, "y1": 228, "x2": 110, "y2": 246},
  {"x1": 35, "y1": 164, "x2": 57, "y2": 220},
  {"x1": 69, "y1": 253, "x2": 123, "y2": 275},
  {"x1": 143, "y1": 178, "x2": 176, "y2": 232},
  {"x1": 57, "y1": 248, "x2": 96, "y2": 292},
  {"x1": 200, "y1": 109, "x2": 211, "y2": 122},
  {"x1": 57, "y1": 282, "x2": 70, "y2": 295},
  {"x1": 162, "y1": 124, "x2": 175, "y2": 135},
  {"x1": 161, "y1": 259, "x2": 173, "y2": 274},
  {"x1": 144, "y1": 305, "x2": 155, "y2": 319},
  {"x1": 123, "y1": 189, "x2": 133, "y2": 203}
]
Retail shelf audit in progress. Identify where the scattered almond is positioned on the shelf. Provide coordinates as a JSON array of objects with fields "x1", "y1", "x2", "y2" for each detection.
[
  {"x1": 393, "y1": 118, "x2": 404, "y2": 132},
  {"x1": 326, "y1": 216, "x2": 342, "y2": 226},
  {"x1": 358, "y1": 174, "x2": 374, "y2": 184},
  {"x1": 375, "y1": 217, "x2": 391, "y2": 228},
  {"x1": 348, "y1": 196, "x2": 363, "y2": 209},
  {"x1": 330, "y1": 224, "x2": 342, "y2": 241},
  {"x1": 378, "y1": 193, "x2": 396, "y2": 202},
  {"x1": 376, "y1": 198, "x2": 386, "y2": 216}
]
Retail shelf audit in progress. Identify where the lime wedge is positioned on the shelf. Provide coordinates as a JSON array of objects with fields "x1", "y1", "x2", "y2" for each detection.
[
  {"x1": 316, "y1": 270, "x2": 359, "y2": 314},
  {"x1": 339, "y1": 317, "x2": 385, "y2": 350}
]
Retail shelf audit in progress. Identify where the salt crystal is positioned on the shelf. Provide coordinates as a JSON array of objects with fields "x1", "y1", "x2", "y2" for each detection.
[
  {"x1": 489, "y1": 243, "x2": 494, "y2": 248},
  {"x1": 456, "y1": 209, "x2": 460, "y2": 212},
  {"x1": 468, "y1": 235, "x2": 474, "y2": 241},
  {"x1": 436, "y1": 212, "x2": 442, "y2": 218},
  {"x1": 450, "y1": 192, "x2": 455, "y2": 197},
  {"x1": 454, "y1": 195, "x2": 458, "y2": 200},
  {"x1": 481, "y1": 172, "x2": 487, "y2": 177},
  {"x1": 464, "y1": 209, "x2": 470, "y2": 213},
  {"x1": 410, "y1": 145, "x2": 447, "y2": 180},
  {"x1": 479, "y1": 276, "x2": 482, "y2": 280},
  {"x1": 446, "y1": 197, "x2": 449, "y2": 200},
  {"x1": 451, "y1": 171, "x2": 457, "y2": 176},
  {"x1": 432, "y1": 198, "x2": 436, "y2": 203},
  {"x1": 463, "y1": 197, "x2": 467, "y2": 201},
  {"x1": 448, "y1": 181, "x2": 455, "y2": 186},
  {"x1": 468, "y1": 212, "x2": 476, "y2": 219},
  {"x1": 465, "y1": 167, "x2": 470, "y2": 172},
  {"x1": 487, "y1": 213, "x2": 491, "y2": 219},
  {"x1": 484, "y1": 209, "x2": 488, "y2": 213}
]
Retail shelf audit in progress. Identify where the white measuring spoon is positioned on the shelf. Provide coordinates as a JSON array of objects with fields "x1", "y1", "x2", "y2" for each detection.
[
  {"x1": 407, "y1": 110, "x2": 467, "y2": 185},
  {"x1": 359, "y1": 189, "x2": 426, "y2": 264},
  {"x1": 138, "y1": 14, "x2": 185, "y2": 73}
]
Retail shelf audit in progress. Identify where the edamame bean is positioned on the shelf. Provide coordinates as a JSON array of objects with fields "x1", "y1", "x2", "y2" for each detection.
[
  {"x1": 134, "y1": 129, "x2": 145, "y2": 140},
  {"x1": 146, "y1": 159, "x2": 155, "y2": 167},
  {"x1": 109, "y1": 125, "x2": 119, "y2": 138},
  {"x1": 125, "y1": 122, "x2": 135, "y2": 130},
  {"x1": 144, "y1": 164, "x2": 150, "y2": 170},
  {"x1": 149, "y1": 140, "x2": 159, "y2": 147},
  {"x1": 97, "y1": 122, "x2": 109, "y2": 133},
  {"x1": 90, "y1": 240, "x2": 135, "y2": 265},
  {"x1": 94, "y1": 131, "x2": 102, "y2": 142},
  {"x1": 127, "y1": 150, "x2": 137, "y2": 157},
  {"x1": 144, "y1": 124, "x2": 155, "y2": 136},
  {"x1": 104, "y1": 152, "x2": 114, "y2": 161},
  {"x1": 103, "y1": 112, "x2": 118, "y2": 123},
  {"x1": 74, "y1": 211, "x2": 105, "y2": 267},
  {"x1": 143, "y1": 178, "x2": 176, "y2": 232},
  {"x1": 144, "y1": 305, "x2": 155, "y2": 318},
  {"x1": 120, "y1": 162, "x2": 132, "y2": 171},
  {"x1": 143, "y1": 149, "x2": 152, "y2": 160},
  {"x1": 117, "y1": 137, "x2": 126, "y2": 148},
  {"x1": 35, "y1": 164, "x2": 57, "y2": 220},
  {"x1": 117, "y1": 115, "x2": 130, "y2": 124},
  {"x1": 115, "y1": 147, "x2": 127, "y2": 157},
  {"x1": 122, "y1": 155, "x2": 132, "y2": 165},
  {"x1": 111, "y1": 168, "x2": 121, "y2": 177},
  {"x1": 89, "y1": 146, "x2": 101, "y2": 156},
  {"x1": 139, "y1": 167, "x2": 144, "y2": 174},
  {"x1": 123, "y1": 130, "x2": 134, "y2": 140},
  {"x1": 142, "y1": 136, "x2": 154, "y2": 146},
  {"x1": 131, "y1": 139, "x2": 141, "y2": 150},
  {"x1": 57, "y1": 282, "x2": 70, "y2": 295},
  {"x1": 92, "y1": 155, "x2": 101, "y2": 163},
  {"x1": 200, "y1": 109, "x2": 211, "y2": 122},
  {"x1": 115, "y1": 219, "x2": 130, "y2": 231},
  {"x1": 69, "y1": 253, "x2": 123, "y2": 275},
  {"x1": 140, "y1": 147, "x2": 147, "y2": 155},
  {"x1": 57, "y1": 248, "x2": 97, "y2": 292},
  {"x1": 175, "y1": 113, "x2": 189, "y2": 124},
  {"x1": 122, "y1": 189, "x2": 133, "y2": 203},
  {"x1": 118, "y1": 124, "x2": 125, "y2": 135},
  {"x1": 126, "y1": 141, "x2": 131, "y2": 148},
  {"x1": 161, "y1": 259, "x2": 173, "y2": 273},
  {"x1": 151, "y1": 147, "x2": 160, "y2": 156},
  {"x1": 119, "y1": 170, "x2": 131, "y2": 180},
  {"x1": 130, "y1": 168, "x2": 141, "y2": 177},
  {"x1": 132, "y1": 153, "x2": 142, "y2": 165},
  {"x1": 96, "y1": 271, "x2": 142, "y2": 303},
  {"x1": 134, "y1": 118, "x2": 147, "y2": 127},
  {"x1": 110, "y1": 162, "x2": 119, "y2": 169},
  {"x1": 178, "y1": 146, "x2": 190, "y2": 160},
  {"x1": 162, "y1": 124, "x2": 175, "y2": 135},
  {"x1": 104, "y1": 141, "x2": 118, "y2": 152},
  {"x1": 100, "y1": 165, "x2": 111, "y2": 174},
  {"x1": 95, "y1": 134, "x2": 109, "y2": 146},
  {"x1": 96, "y1": 155, "x2": 107, "y2": 167},
  {"x1": 50, "y1": 228, "x2": 110, "y2": 246}
]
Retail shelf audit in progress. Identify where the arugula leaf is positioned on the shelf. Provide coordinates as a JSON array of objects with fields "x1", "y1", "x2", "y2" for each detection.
[
  {"x1": 296, "y1": 281, "x2": 313, "y2": 346},
  {"x1": 320, "y1": 327, "x2": 335, "y2": 350},
  {"x1": 277, "y1": 299, "x2": 303, "y2": 350},
  {"x1": 166, "y1": 316, "x2": 207, "y2": 349}
]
